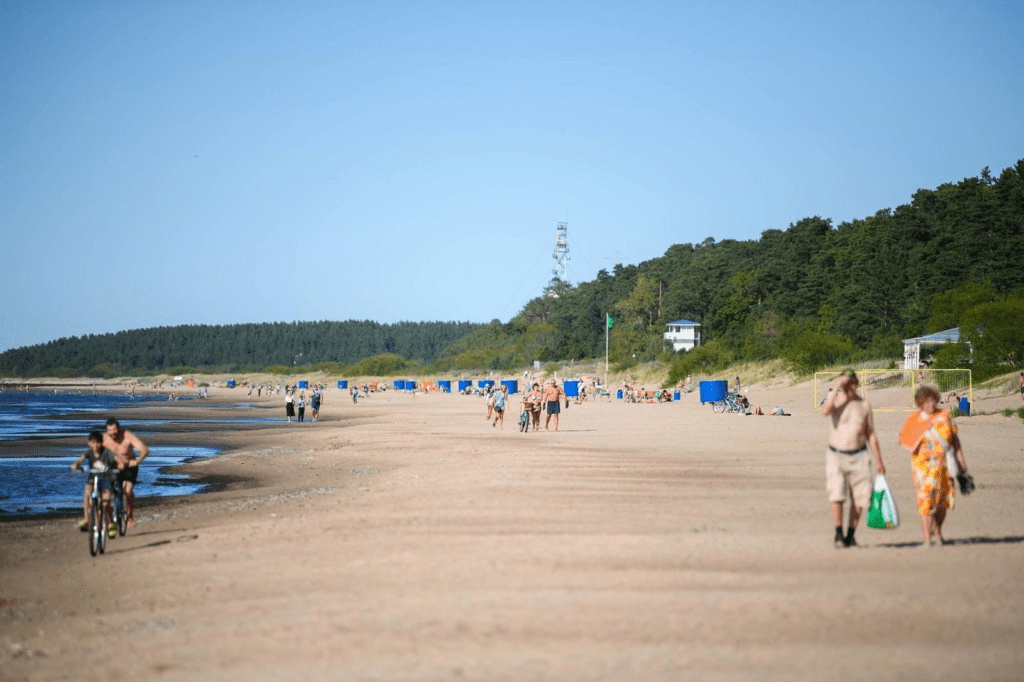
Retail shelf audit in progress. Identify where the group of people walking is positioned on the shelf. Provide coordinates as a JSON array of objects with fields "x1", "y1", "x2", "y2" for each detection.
[
  {"x1": 823, "y1": 370, "x2": 972, "y2": 549},
  {"x1": 285, "y1": 385, "x2": 323, "y2": 423},
  {"x1": 485, "y1": 380, "x2": 568, "y2": 431}
]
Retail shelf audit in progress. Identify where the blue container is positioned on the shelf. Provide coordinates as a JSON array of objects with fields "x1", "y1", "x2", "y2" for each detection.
[
  {"x1": 563, "y1": 380, "x2": 580, "y2": 397},
  {"x1": 478, "y1": 380, "x2": 494, "y2": 389},
  {"x1": 699, "y1": 380, "x2": 727, "y2": 404},
  {"x1": 227, "y1": 380, "x2": 236, "y2": 388},
  {"x1": 337, "y1": 380, "x2": 348, "y2": 389},
  {"x1": 406, "y1": 381, "x2": 415, "y2": 391},
  {"x1": 298, "y1": 380, "x2": 308, "y2": 389},
  {"x1": 958, "y1": 397, "x2": 970, "y2": 415},
  {"x1": 501, "y1": 379, "x2": 518, "y2": 395},
  {"x1": 458, "y1": 380, "x2": 472, "y2": 393},
  {"x1": 438, "y1": 380, "x2": 452, "y2": 393},
  {"x1": 617, "y1": 389, "x2": 623, "y2": 400},
  {"x1": 674, "y1": 390, "x2": 681, "y2": 401}
]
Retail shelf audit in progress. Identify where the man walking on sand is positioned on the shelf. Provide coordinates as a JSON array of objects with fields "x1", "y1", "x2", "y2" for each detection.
[
  {"x1": 543, "y1": 380, "x2": 566, "y2": 431},
  {"x1": 821, "y1": 370, "x2": 886, "y2": 548},
  {"x1": 103, "y1": 417, "x2": 149, "y2": 529}
]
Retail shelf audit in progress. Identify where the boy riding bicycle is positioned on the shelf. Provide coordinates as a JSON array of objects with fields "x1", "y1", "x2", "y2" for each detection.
[{"x1": 70, "y1": 430, "x2": 117, "y2": 537}]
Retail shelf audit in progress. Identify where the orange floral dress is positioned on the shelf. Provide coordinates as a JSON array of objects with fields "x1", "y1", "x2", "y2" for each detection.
[{"x1": 908, "y1": 409, "x2": 957, "y2": 516}]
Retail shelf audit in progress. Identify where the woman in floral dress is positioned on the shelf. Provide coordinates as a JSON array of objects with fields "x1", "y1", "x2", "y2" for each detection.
[{"x1": 902, "y1": 385, "x2": 969, "y2": 546}]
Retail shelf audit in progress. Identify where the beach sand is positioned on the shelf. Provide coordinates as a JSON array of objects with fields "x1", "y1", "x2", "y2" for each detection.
[{"x1": 1, "y1": 379, "x2": 1022, "y2": 681}]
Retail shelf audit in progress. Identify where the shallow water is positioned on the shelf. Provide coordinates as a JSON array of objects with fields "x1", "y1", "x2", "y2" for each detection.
[
  {"x1": 0, "y1": 390, "x2": 276, "y2": 517},
  {"x1": 0, "y1": 445, "x2": 219, "y2": 515}
]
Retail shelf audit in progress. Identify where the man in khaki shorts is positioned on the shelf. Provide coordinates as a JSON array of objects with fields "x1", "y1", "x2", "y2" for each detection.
[{"x1": 821, "y1": 370, "x2": 886, "y2": 548}]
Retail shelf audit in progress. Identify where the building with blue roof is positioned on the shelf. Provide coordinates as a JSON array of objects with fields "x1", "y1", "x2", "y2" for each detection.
[{"x1": 902, "y1": 328, "x2": 962, "y2": 369}]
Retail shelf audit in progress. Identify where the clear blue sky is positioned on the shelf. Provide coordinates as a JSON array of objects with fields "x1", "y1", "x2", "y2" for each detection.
[{"x1": 2, "y1": 1, "x2": 1021, "y2": 353}]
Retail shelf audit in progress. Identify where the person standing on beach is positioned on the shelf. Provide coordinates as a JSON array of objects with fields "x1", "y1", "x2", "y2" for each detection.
[
  {"x1": 821, "y1": 370, "x2": 886, "y2": 549},
  {"x1": 285, "y1": 390, "x2": 295, "y2": 422},
  {"x1": 297, "y1": 393, "x2": 306, "y2": 422},
  {"x1": 543, "y1": 380, "x2": 566, "y2": 431},
  {"x1": 103, "y1": 418, "x2": 149, "y2": 529},
  {"x1": 311, "y1": 389, "x2": 321, "y2": 422}
]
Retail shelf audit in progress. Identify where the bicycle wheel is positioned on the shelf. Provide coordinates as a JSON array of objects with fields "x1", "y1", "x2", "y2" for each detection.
[
  {"x1": 88, "y1": 499, "x2": 100, "y2": 557},
  {"x1": 713, "y1": 400, "x2": 727, "y2": 414},
  {"x1": 98, "y1": 503, "x2": 107, "y2": 554},
  {"x1": 116, "y1": 487, "x2": 128, "y2": 536}
]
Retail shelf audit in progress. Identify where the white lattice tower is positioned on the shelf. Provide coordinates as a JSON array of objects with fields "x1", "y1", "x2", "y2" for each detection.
[{"x1": 546, "y1": 221, "x2": 570, "y2": 296}]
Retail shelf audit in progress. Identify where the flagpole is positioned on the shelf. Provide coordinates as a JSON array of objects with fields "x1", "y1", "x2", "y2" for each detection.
[{"x1": 605, "y1": 313, "x2": 609, "y2": 391}]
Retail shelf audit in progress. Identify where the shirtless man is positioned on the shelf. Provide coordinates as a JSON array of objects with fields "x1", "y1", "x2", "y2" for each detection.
[
  {"x1": 103, "y1": 418, "x2": 149, "y2": 529},
  {"x1": 821, "y1": 371, "x2": 886, "y2": 549},
  {"x1": 543, "y1": 380, "x2": 566, "y2": 431}
]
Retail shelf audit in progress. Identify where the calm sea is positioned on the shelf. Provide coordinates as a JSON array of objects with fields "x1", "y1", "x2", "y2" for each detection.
[{"x1": 0, "y1": 390, "x2": 269, "y2": 516}]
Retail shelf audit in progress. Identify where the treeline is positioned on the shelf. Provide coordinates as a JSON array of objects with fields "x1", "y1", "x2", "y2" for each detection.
[
  {"x1": 0, "y1": 321, "x2": 484, "y2": 378},
  {"x1": 442, "y1": 161, "x2": 1024, "y2": 381}
]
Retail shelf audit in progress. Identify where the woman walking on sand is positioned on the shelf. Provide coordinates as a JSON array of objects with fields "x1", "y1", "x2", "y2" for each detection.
[{"x1": 900, "y1": 385, "x2": 969, "y2": 547}]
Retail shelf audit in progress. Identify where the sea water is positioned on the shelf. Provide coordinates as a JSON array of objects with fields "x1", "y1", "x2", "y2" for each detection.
[
  {"x1": 0, "y1": 445, "x2": 219, "y2": 515},
  {"x1": 0, "y1": 390, "x2": 267, "y2": 516},
  {"x1": 0, "y1": 389, "x2": 166, "y2": 441}
]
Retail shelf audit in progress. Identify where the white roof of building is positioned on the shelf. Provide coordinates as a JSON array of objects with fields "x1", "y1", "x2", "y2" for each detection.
[{"x1": 903, "y1": 328, "x2": 960, "y2": 345}]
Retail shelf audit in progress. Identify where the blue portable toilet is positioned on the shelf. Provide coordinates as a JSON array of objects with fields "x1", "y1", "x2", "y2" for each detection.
[
  {"x1": 501, "y1": 379, "x2": 518, "y2": 395},
  {"x1": 458, "y1": 380, "x2": 472, "y2": 393},
  {"x1": 298, "y1": 380, "x2": 308, "y2": 389},
  {"x1": 699, "y1": 380, "x2": 727, "y2": 404},
  {"x1": 337, "y1": 380, "x2": 348, "y2": 389},
  {"x1": 438, "y1": 380, "x2": 452, "y2": 393}
]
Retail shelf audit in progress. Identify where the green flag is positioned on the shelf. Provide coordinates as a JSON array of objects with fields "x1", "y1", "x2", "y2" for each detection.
[{"x1": 607, "y1": 315, "x2": 613, "y2": 329}]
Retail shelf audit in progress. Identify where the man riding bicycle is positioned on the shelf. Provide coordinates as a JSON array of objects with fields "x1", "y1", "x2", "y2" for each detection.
[
  {"x1": 70, "y1": 430, "x2": 117, "y2": 536},
  {"x1": 103, "y1": 418, "x2": 149, "y2": 529}
]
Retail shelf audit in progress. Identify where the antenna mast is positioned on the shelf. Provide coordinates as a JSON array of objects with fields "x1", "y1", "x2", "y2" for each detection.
[{"x1": 545, "y1": 221, "x2": 570, "y2": 298}]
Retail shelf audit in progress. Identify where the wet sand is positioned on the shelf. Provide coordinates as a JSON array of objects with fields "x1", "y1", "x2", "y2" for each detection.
[{"x1": 1, "y1": 380, "x2": 1022, "y2": 681}]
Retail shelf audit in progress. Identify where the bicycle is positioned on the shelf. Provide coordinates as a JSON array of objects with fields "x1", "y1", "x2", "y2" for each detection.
[
  {"x1": 78, "y1": 465, "x2": 115, "y2": 556},
  {"x1": 713, "y1": 391, "x2": 748, "y2": 415}
]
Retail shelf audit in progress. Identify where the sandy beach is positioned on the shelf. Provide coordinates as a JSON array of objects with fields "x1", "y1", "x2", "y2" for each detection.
[{"x1": 1, "y1": 378, "x2": 1022, "y2": 682}]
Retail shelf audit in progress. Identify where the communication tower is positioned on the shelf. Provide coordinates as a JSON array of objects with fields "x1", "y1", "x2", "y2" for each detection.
[{"x1": 545, "y1": 221, "x2": 570, "y2": 297}]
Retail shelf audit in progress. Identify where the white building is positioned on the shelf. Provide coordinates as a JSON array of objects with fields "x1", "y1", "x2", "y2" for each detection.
[
  {"x1": 902, "y1": 328, "x2": 961, "y2": 369},
  {"x1": 664, "y1": 319, "x2": 701, "y2": 352}
]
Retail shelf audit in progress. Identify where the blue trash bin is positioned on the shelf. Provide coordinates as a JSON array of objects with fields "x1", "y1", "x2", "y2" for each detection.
[{"x1": 699, "y1": 380, "x2": 727, "y2": 404}]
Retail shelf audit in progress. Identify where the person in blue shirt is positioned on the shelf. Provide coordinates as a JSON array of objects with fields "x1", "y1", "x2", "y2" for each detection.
[{"x1": 492, "y1": 384, "x2": 507, "y2": 428}]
